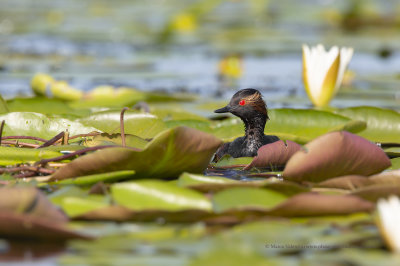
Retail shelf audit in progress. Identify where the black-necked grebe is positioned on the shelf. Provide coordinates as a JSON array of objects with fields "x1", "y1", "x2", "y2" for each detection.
[{"x1": 214, "y1": 88, "x2": 279, "y2": 160}]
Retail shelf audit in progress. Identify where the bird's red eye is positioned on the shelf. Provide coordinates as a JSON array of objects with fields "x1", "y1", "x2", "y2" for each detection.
[{"x1": 239, "y1": 100, "x2": 246, "y2": 106}]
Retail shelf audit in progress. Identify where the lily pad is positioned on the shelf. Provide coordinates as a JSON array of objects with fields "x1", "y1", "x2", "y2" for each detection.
[
  {"x1": 334, "y1": 106, "x2": 400, "y2": 143},
  {"x1": 212, "y1": 187, "x2": 288, "y2": 213},
  {"x1": 267, "y1": 193, "x2": 374, "y2": 217},
  {"x1": 78, "y1": 111, "x2": 166, "y2": 138},
  {"x1": 111, "y1": 180, "x2": 212, "y2": 211},
  {"x1": 0, "y1": 146, "x2": 62, "y2": 165},
  {"x1": 0, "y1": 94, "x2": 8, "y2": 114},
  {"x1": 0, "y1": 112, "x2": 98, "y2": 140},
  {"x1": 51, "y1": 170, "x2": 136, "y2": 186},
  {"x1": 389, "y1": 158, "x2": 400, "y2": 170},
  {"x1": 82, "y1": 133, "x2": 148, "y2": 149},
  {"x1": 211, "y1": 109, "x2": 366, "y2": 143},
  {"x1": 283, "y1": 131, "x2": 391, "y2": 182},
  {"x1": 51, "y1": 127, "x2": 223, "y2": 180},
  {"x1": 61, "y1": 195, "x2": 110, "y2": 217},
  {"x1": 178, "y1": 172, "x2": 239, "y2": 187},
  {"x1": 212, "y1": 155, "x2": 253, "y2": 167},
  {"x1": 244, "y1": 140, "x2": 302, "y2": 170}
]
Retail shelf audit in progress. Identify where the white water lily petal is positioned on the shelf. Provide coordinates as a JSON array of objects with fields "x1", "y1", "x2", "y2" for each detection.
[
  {"x1": 377, "y1": 196, "x2": 400, "y2": 252},
  {"x1": 302, "y1": 44, "x2": 354, "y2": 107},
  {"x1": 335, "y1": 47, "x2": 354, "y2": 93}
]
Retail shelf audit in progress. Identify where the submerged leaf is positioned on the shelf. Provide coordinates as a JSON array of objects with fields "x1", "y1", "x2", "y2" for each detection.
[
  {"x1": 111, "y1": 180, "x2": 212, "y2": 211},
  {"x1": 51, "y1": 127, "x2": 223, "y2": 180},
  {"x1": 283, "y1": 131, "x2": 391, "y2": 182},
  {"x1": 244, "y1": 140, "x2": 302, "y2": 170}
]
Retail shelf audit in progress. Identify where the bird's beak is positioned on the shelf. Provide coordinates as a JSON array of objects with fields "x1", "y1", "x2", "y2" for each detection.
[{"x1": 214, "y1": 105, "x2": 231, "y2": 113}]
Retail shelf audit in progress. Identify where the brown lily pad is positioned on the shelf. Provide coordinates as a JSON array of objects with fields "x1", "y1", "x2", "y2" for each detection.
[
  {"x1": 283, "y1": 131, "x2": 391, "y2": 182},
  {"x1": 0, "y1": 213, "x2": 92, "y2": 241},
  {"x1": 267, "y1": 192, "x2": 374, "y2": 217},
  {"x1": 0, "y1": 187, "x2": 67, "y2": 222},
  {"x1": 316, "y1": 175, "x2": 371, "y2": 190},
  {"x1": 76, "y1": 205, "x2": 212, "y2": 223},
  {"x1": 350, "y1": 184, "x2": 400, "y2": 202},
  {"x1": 51, "y1": 127, "x2": 222, "y2": 180},
  {"x1": 244, "y1": 140, "x2": 302, "y2": 170}
]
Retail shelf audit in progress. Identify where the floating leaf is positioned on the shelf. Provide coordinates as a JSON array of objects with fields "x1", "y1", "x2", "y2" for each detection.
[
  {"x1": 283, "y1": 131, "x2": 391, "y2": 182},
  {"x1": 351, "y1": 185, "x2": 400, "y2": 202},
  {"x1": 212, "y1": 187, "x2": 288, "y2": 213},
  {"x1": 51, "y1": 127, "x2": 223, "y2": 180},
  {"x1": 6, "y1": 97, "x2": 90, "y2": 116},
  {"x1": 78, "y1": 111, "x2": 166, "y2": 138},
  {"x1": 178, "y1": 172, "x2": 238, "y2": 187},
  {"x1": 384, "y1": 147, "x2": 400, "y2": 157},
  {"x1": 51, "y1": 170, "x2": 136, "y2": 186},
  {"x1": 70, "y1": 86, "x2": 146, "y2": 108},
  {"x1": 316, "y1": 175, "x2": 370, "y2": 190},
  {"x1": 211, "y1": 109, "x2": 366, "y2": 143},
  {"x1": 389, "y1": 158, "x2": 400, "y2": 170},
  {"x1": 0, "y1": 187, "x2": 66, "y2": 222},
  {"x1": 335, "y1": 106, "x2": 400, "y2": 143},
  {"x1": 0, "y1": 94, "x2": 8, "y2": 114},
  {"x1": 268, "y1": 193, "x2": 374, "y2": 217},
  {"x1": 82, "y1": 133, "x2": 148, "y2": 149},
  {"x1": 111, "y1": 180, "x2": 212, "y2": 211},
  {"x1": 0, "y1": 213, "x2": 91, "y2": 241},
  {"x1": 0, "y1": 146, "x2": 62, "y2": 166},
  {"x1": 61, "y1": 195, "x2": 110, "y2": 218},
  {"x1": 212, "y1": 155, "x2": 253, "y2": 167},
  {"x1": 244, "y1": 140, "x2": 302, "y2": 170},
  {"x1": 0, "y1": 112, "x2": 98, "y2": 140}
]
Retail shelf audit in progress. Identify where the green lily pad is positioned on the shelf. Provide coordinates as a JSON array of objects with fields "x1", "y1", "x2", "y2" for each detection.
[
  {"x1": 0, "y1": 146, "x2": 62, "y2": 165},
  {"x1": 212, "y1": 187, "x2": 288, "y2": 212},
  {"x1": 51, "y1": 170, "x2": 136, "y2": 186},
  {"x1": 51, "y1": 127, "x2": 223, "y2": 180},
  {"x1": 69, "y1": 86, "x2": 146, "y2": 108},
  {"x1": 150, "y1": 107, "x2": 208, "y2": 121},
  {"x1": 111, "y1": 180, "x2": 212, "y2": 211},
  {"x1": 212, "y1": 155, "x2": 253, "y2": 167},
  {"x1": 82, "y1": 133, "x2": 148, "y2": 149},
  {"x1": 78, "y1": 111, "x2": 167, "y2": 139},
  {"x1": 211, "y1": 109, "x2": 366, "y2": 143},
  {"x1": 384, "y1": 147, "x2": 400, "y2": 157},
  {"x1": 61, "y1": 195, "x2": 110, "y2": 217},
  {"x1": 177, "y1": 172, "x2": 239, "y2": 187},
  {"x1": 334, "y1": 106, "x2": 400, "y2": 143},
  {"x1": 0, "y1": 94, "x2": 8, "y2": 114},
  {"x1": 165, "y1": 120, "x2": 212, "y2": 133},
  {"x1": 389, "y1": 158, "x2": 400, "y2": 170},
  {"x1": 0, "y1": 112, "x2": 99, "y2": 140},
  {"x1": 6, "y1": 97, "x2": 90, "y2": 116}
]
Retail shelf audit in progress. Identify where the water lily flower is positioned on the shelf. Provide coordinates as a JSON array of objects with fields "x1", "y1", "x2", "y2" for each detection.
[
  {"x1": 171, "y1": 13, "x2": 197, "y2": 33},
  {"x1": 302, "y1": 44, "x2": 353, "y2": 107},
  {"x1": 377, "y1": 196, "x2": 400, "y2": 252}
]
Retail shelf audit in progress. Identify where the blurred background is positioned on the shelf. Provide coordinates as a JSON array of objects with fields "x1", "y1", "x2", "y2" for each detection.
[{"x1": 0, "y1": 0, "x2": 399, "y2": 108}]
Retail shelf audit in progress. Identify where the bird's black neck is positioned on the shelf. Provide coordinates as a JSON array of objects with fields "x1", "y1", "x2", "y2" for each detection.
[{"x1": 241, "y1": 115, "x2": 266, "y2": 142}]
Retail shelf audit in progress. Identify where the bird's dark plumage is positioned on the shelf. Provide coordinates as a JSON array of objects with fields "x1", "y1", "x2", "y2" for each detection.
[{"x1": 213, "y1": 88, "x2": 279, "y2": 161}]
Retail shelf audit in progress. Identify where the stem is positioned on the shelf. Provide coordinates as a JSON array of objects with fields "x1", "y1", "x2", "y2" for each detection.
[
  {"x1": 38, "y1": 131, "x2": 65, "y2": 148},
  {"x1": 1, "y1": 140, "x2": 40, "y2": 148},
  {"x1": 120, "y1": 107, "x2": 130, "y2": 147},
  {"x1": 0, "y1": 120, "x2": 5, "y2": 146}
]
